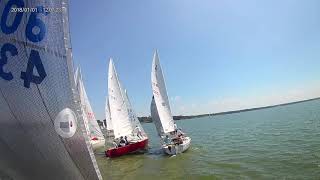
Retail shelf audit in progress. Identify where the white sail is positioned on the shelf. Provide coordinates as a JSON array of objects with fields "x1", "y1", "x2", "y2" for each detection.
[
  {"x1": 0, "y1": 0, "x2": 102, "y2": 179},
  {"x1": 151, "y1": 96, "x2": 165, "y2": 136},
  {"x1": 108, "y1": 59, "x2": 134, "y2": 138},
  {"x1": 105, "y1": 97, "x2": 113, "y2": 131},
  {"x1": 75, "y1": 68, "x2": 91, "y2": 137},
  {"x1": 80, "y1": 74, "x2": 104, "y2": 139},
  {"x1": 124, "y1": 89, "x2": 146, "y2": 135},
  {"x1": 151, "y1": 50, "x2": 175, "y2": 133}
]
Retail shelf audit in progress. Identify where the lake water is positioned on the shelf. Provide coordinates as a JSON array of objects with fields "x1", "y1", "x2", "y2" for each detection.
[{"x1": 95, "y1": 99, "x2": 320, "y2": 179}]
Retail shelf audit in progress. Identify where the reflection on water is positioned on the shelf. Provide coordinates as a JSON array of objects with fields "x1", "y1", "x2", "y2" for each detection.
[{"x1": 96, "y1": 99, "x2": 320, "y2": 179}]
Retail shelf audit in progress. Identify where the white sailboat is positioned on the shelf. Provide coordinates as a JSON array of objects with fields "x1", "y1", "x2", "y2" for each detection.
[
  {"x1": 0, "y1": 0, "x2": 102, "y2": 179},
  {"x1": 151, "y1": 50, "x2": 191, "y2": 155},
  {"x1": 75, "y1": 68, "x2": 105, "y2": 149},
  {"x1": 106, "y1": 59, "x2": 148, "y2": 158}
]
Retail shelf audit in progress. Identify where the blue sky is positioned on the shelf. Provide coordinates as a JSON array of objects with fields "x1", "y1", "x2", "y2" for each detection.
[{"x1": 69, "y1": 0, "x2": 320, "y2": 119}]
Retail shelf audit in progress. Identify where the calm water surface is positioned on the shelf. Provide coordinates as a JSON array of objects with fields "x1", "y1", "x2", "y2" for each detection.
[{"x1": 95, "y1": 99, "x2": 320, "y2": 179}]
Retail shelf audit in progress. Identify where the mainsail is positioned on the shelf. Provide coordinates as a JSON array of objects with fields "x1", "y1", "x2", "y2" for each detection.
[
  {"x1": 0, "y1": 0, "x2": 102, "y2": 179},
  {"x1": 151, "y1": 50, "x2": 175, "y2": 133},
  {"x1": 108, "y1": 59, "x2": 134, "y2": 138},
  {"x1": 105, "y1": 97, "x2": 113, "y2": 131},
  {"x1": 151, "y1": 96, "x2": 165, "y2": 136}
]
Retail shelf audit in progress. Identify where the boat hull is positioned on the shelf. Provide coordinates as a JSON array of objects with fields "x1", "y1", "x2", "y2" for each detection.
[
  {"x1": 105, "y1": 139, "x2": 148, "y2": 158},
  {"x1": 163, "y1": 136, "x2": 191, "y2": 155}
]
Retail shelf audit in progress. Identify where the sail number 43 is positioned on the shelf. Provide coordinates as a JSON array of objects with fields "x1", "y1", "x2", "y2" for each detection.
[{"x1": 0, "y1": 0, "x2": 48, "y2": 88}]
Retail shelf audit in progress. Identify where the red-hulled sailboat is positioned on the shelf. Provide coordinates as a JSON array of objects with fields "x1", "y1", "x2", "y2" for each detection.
[
  {"x1": 106, "y1": 139, "x2": 148, "y2": 157},
  {"x1": 105, "y1": 59, "x2": 148, "y2": 158}
]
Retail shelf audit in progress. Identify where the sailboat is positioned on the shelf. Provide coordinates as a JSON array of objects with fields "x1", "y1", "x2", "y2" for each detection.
[
  {"x1": 0, "y1": 0, "x2": 102, "y2": 179},
  {"x1": 151, "y1": 50, "x2": 191, "y2": 155},
  {"x1": 75, "y1": 68, "x2": 105, "y2": 149},
  {"x1": 105, "y1": 59, "x2": 148, "y2": 158}
]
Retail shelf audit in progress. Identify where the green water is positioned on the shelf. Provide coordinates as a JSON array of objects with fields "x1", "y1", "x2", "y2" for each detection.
[{"x1": 95, "y1": 99, "x2": 320, "y2": 179}]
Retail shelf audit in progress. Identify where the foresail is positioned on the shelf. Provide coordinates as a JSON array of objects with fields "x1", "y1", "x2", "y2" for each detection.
[
  {"x1": 151, "y1": 51, "x2": 175, "y2": 133},
  {"x1": 108, "y1": 59, "x2": 133, "y2": 138},
  {"x1": 151, "y1": 96, "x2": 165, "y2": 137},
  {"x1": 0, "y1": 0, "x2": 101, "y2": 179},
  {"x1": 124, "y1": 89, "x2": 146, "y2": 135},
  {"x1": 105, "y1": 98, "x2": 113, "y2": 131}
]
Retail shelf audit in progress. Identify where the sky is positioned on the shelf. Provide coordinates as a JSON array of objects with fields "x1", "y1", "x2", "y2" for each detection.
[{"x1": 69, "y1": 0, "x2": 320, "y2": 120}]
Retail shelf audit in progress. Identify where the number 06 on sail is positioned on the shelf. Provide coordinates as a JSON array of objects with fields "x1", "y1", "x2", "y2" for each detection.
[{"x1": 150, "y1": 50, "x2": 191, "y2": 155}]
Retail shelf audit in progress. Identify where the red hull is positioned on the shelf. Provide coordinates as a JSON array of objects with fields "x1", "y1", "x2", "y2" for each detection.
[{"x1": 105, "y1": 139, "x2": 148, "y2": 158}]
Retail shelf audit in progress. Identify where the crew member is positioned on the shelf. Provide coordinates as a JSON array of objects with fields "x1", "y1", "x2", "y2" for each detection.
[
  {"x1": 119, "y1": 136, "x2": 126, "y2": 147},
  {"x1": 134, "y1": 125, "x2": 143, "y2": 139}
]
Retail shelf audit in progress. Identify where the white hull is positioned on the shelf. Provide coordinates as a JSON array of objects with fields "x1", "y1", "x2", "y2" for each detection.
[
  {"x1": 163, "y1": 136, "x2": 191, "y2": 155},
  {"x1": 91, "y1": 139, "x2": 106, "y2": 150}
]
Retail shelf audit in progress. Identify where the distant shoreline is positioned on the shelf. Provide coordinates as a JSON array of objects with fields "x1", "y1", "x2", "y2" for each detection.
[{"x1": 137, "y1": 97, "x2": 320, "y2": 123}]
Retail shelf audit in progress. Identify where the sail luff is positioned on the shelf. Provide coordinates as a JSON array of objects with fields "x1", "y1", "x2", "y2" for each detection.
[{"x1": 151, "y1": 50, "x2": 175, "y2": 133}]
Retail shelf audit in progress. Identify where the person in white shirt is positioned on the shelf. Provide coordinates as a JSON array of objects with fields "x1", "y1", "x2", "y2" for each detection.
[
  {"x1": 134, "y1": 125, "x2": 143, "y2": 139},
  {"x1": 177, "y1": 128, "x2": 184, "y2": 137},
  {"x1": 173, "y1": 123, "x2": 178, "y2": 131},
  {"x1": 112, "y1": 140, "x2": 118, "y2": 148}
]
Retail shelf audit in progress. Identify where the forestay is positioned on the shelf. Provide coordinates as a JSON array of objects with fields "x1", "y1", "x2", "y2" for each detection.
[{"x1": 151, "y1": 51, "x2": 175, "y2": 133}]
